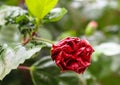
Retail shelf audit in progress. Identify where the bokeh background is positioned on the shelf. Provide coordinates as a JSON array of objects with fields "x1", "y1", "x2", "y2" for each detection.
[{"x1": 0, "y1": 0, "x2": 120, "y2": 85}]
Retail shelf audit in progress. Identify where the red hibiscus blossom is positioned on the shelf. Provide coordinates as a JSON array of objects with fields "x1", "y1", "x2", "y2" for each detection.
[{"x1": 51, "y1": 37, "x2": 94, "y2": 74}]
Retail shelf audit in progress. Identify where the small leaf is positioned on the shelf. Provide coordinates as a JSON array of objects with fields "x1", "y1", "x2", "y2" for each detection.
[
  {"x1": 0, "y1": 6, "x2": 35, "y2": 36},
  {"x1": 43, "y1": 8, "x2": 67, "y2": 23},
  {"x1": 0, "y1": 5, "x2": 27, "y2": 25},
  {"x1": 25, "y1": 0, "x2": 58, "y2": 20},
  {"x1": 30, "y1": 56, "x2": 84, "y2": 85}
]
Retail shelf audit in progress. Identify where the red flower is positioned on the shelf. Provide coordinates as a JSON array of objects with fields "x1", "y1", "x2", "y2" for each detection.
[{"x1": 51, "y1": 37, "x2": 94, "y2": 74}]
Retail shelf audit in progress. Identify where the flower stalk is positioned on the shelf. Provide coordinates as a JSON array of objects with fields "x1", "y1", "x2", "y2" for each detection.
[{"x1": 33, "y1": 37, "x2": 54, "y2": 44}]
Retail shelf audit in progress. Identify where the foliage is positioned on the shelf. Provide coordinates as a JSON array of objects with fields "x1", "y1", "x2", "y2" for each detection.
[
  {"x1": 0, "y1": 0, "x2": 120, "y2": 85},
  {"x1": 25, "y1": 0, "x2": 58, "y2": 20},
  {"x1": 30, "y1": 56, "x2": 82, "y2": 85}
]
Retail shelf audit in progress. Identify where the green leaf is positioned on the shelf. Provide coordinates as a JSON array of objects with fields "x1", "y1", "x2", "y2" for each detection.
[
  {"x1": 30, "y1": 56, "x2": 84, "y2": 85},
  {"x1": 0, "y1": 5, "x2": 36, "y2": 38},
  {"x1": 0, "y1": 41, "x2": 46, "y2": 80},
  {"x1": 0, "y1": 5, "x2": 27, "y2": 25},
  {"x1": 25, "y1": 0, "x2": 58, "y2": 20},
  {"x1": 43, "y1": 8, "x2": 67, "y2": 23}
]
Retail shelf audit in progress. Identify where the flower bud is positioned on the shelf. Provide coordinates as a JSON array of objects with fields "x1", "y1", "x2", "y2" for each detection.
[{"x1": 85, "y1": 21, "x2": 98, "y2": 36}]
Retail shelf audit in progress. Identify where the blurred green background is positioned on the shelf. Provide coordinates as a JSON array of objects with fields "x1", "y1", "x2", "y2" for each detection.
[{"x1": 0, "y1": 0, "x2": 120, "y2": 85}]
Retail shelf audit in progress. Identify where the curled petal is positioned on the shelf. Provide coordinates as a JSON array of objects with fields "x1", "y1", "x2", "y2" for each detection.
[{"x1": 51, "y1": 37, "x2": 94, "y2": 74}]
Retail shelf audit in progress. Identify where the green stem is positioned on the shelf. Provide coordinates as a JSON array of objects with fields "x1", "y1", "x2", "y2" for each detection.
[
  {"x1": 34, "y1": 18, "x2": 41, "y2": 32},
  {"x1": 30, "y1": 66, "x2": 36, "y2": 85},
  {"x1": 77, "y1": 74, "x2": 87, "y2": 85},
  {"x1": 33, "y1": 37, "x2": 54, "y2": 44}
]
